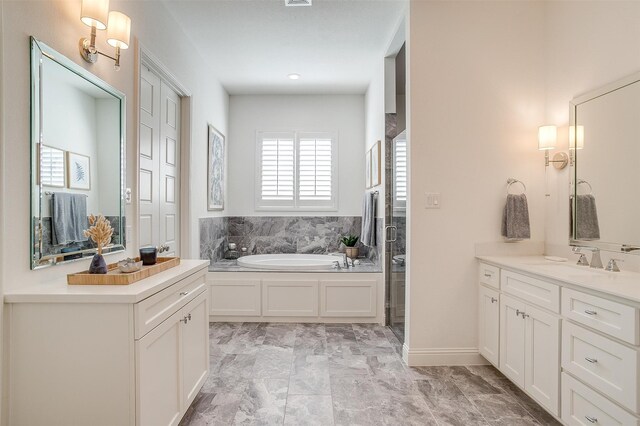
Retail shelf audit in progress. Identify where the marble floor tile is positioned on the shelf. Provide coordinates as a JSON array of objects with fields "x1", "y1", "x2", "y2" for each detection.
[
  {"x1": 284, "y1": 395, "x2": 334, "y2": 426},
  {"x1": 252, "y1": 348, "x2": 294, "y2": 379},
  {"x1": 184, "y1": 324, "x2": 557, "y2": 426},
  {"x1": 233, "y1": 378, "x2": 289, "y2": 425},
  {"x1": 377, "y1": 393, "x2": 438, "y2": 426},
  {"x1": 328, "y1": 354, "x2": 372, "y2": 376},
  {"x1": 415, "y1": 376, "x2": 488, "y2": 426},
  {"x1": 289, "y1": 355, "x2": 331, "y2": 395}
]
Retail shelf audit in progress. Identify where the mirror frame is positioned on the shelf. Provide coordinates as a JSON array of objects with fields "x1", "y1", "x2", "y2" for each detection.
[
  {"x1": 30, "y1": 37, "x2": 127, "y2": 269},
  {"x1": 570, "y1": 71, "x2": 640, "y2": 254}
]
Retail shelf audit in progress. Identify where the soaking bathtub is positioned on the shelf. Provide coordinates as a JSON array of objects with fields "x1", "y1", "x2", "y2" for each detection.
[{"x1": 237, "y1": 253, "x2": 339, "y2": 271}]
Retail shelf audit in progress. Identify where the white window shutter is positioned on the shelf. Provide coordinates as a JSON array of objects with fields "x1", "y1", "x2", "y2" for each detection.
[
  {"x1": 260, "y1": 136, "x2": 294, "y2": 202},
  {"x1": 394, "y1": 139, "x2": 407, "y2": 205},
  {"x1": 40, "y1": 145, "x2": 65, "y2": 187},
  {"x1": 298, "y1": 137, "x2": 332, "y2": 201}
]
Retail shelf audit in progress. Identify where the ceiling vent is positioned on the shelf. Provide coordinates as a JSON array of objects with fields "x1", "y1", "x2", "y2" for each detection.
[{"x1": 285, "y1": 0, "x2": 312, "y2": 6}]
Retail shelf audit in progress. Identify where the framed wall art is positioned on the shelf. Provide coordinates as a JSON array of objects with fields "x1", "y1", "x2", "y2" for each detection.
[
  {"x1": 207, "y1": 124, "x2": 225, "y2": 210},
  {"x1": 67, "y1": 151, "x2": 91, "y2": 190}
]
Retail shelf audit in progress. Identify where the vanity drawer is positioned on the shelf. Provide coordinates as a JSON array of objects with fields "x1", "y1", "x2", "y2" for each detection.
[
  {"x1": 562, "y1": 321, "x2": 639, "y2": 413},
  {"x1": 562, "y1": 288, "x2": 638, "y2": 345},
  {"x1": 562, "y1": 372, "x2": 639, "y2": 426},
  {"x1": 478, "y1": 263, "x2": 500, "y2": 289},
  {"x1": 501, "y1": 270, "x2": 559, "y2": 313},
  {"x1": 134, "y1": 273, "x2": 206, "y2": 339}
]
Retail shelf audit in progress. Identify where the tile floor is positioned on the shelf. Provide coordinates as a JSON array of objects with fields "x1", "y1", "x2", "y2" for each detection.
[{"x1": 180, "y1": 323, "x2": 561, "y2": 426}]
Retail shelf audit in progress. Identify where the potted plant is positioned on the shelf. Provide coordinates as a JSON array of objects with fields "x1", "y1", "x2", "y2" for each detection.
[{"x1": 339, "y1": 234, "x2": 360, "y2": 259}]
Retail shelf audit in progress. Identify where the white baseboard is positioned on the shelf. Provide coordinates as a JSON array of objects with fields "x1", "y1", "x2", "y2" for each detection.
[{"x1": 402, "y1": 344, "x2": 489, "y2": 366}]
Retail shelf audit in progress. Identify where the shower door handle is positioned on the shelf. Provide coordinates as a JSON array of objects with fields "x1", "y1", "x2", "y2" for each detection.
[{"x1": 386, "y1": 225, "x2": 398, "y2": 242}]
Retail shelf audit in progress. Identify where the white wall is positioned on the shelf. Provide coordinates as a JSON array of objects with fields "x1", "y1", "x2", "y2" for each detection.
[
  {"x1": 405, "y1": 1, "x2": 546, "y2": 365},
  {"x1": 0, "y1": 0, "x2": 5, "y2": 420},
  {"x1": 0, "y1": 0, "x2": 228, "y2": 290},
  {"x1": 227, "y1": 95, "x2": 364, "y2": 216},
  {"x1": 365, "y1": 61, "x2": 386, "y2": 218},
  {"x1": 544, "y1": 1, "x2": 640, "y2": 265}
]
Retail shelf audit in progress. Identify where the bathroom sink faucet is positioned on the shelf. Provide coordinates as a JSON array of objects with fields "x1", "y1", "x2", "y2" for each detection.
[{"x1": 573, "y1": 246, "x2": 603, "y2": 269}]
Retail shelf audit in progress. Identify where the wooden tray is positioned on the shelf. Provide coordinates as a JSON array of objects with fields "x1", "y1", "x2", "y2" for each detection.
[{"x1": 67, "y1": 257, "x2": 181, "y2": 285}]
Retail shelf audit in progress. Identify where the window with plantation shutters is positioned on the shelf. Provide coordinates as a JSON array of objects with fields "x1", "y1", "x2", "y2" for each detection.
[
  {"x1": 394, "y1": 138, "x2": 407, "y2": 208},
  {"x1": 256, "y1": 131, "x2": 337, "y2": 210},
  {"x1": 40, "y1": 145, "x2": 65, "y2": 188}
]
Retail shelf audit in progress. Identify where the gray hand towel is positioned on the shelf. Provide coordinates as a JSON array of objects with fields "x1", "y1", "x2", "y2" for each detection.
[
  {"x1": 51, "y1": 193, "x2": 89, "y2": 245},
  {"x1": 501, "y1": 194, "x2": 530, "y2": 240},
  {"x1": 361, "y1": 192, "x2": 376, "y2": 247},
  {"x1": 570, "y1": 194, "x2": 600, "y2": 240}
]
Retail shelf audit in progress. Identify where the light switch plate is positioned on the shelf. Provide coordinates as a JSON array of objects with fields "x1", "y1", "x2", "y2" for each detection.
[
  {"x1": 425, "y1": 192, "x2": 441, "y2": 209},
  {"x1": 125, "y1": 188, "x2": 132, "y2": 204}
]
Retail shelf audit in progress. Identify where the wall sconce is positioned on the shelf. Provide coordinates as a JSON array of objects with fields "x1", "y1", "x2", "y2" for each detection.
[
  {"x1": 79, "y1": 0, "x2": 131, "y2": 70},
  {"x1": 569, "y1": 125, "x2": 584, "y2": 150},
  {"x1": 538, "y1": 125, "x2": 568, "y2": 169}
]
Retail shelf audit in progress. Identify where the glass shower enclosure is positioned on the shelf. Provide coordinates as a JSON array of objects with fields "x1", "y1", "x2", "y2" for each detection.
[{"x1": 386, "y1": 130, "x2": 407, "y2": 341}]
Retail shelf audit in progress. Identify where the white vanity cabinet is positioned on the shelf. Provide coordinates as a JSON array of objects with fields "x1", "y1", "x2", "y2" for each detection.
[
  {"x1": 478, "y1": 257, "x2": 640, "y2": 425},
  {"x1": 478, "y1": 285, "x2": 500, "y2": 366},
  {"x1": 478, "y1": 262, "x2": 561, "y2": 418},
  {"x1": 499, "y1": 290, "x2": 560, "y2": 415},
  {"x1": 4, "y1": 260, "x2": 210, "y2": 426}
]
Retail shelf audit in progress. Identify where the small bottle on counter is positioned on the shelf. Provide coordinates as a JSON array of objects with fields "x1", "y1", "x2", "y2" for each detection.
[
  {"x1": 225, "y1": 243, "x2": 239, "y2": 260},
  {"x1": 240, "y1": 247, "x2": 248, "y2": 256}
]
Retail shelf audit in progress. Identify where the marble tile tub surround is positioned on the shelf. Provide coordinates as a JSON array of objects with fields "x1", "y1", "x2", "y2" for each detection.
[
  {"x1": 180, "y1": 322, "x2": 560, "y2": 426},
  {"x1": 200, "y1": 216, "x2": 383, "y2": 264}
]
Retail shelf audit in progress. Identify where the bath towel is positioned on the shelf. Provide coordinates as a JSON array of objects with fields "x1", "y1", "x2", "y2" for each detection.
[
  {"x1": 501, "y1": 194, "x2": 530, "y2": 240},
  {"x1": 51, "y1": 193, "x2": 89, "y2": 245},
  {"x1": 361, "y1": 192, "x2": 376, "y2": 247},
  {"x1": 570, "y1": 194, "x2": 600, "y2": 240}
]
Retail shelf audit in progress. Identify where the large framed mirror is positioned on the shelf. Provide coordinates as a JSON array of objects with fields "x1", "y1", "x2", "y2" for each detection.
[
  {"x1": 31, "y1": 37, "x2": 126, "y2": 269},
  {"x1": 570, "y1": 72, "x2": 640, "y2": 253}
]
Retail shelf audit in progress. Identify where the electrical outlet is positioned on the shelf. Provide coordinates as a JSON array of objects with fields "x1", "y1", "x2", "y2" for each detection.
[{"x1": 125, "y1": 188, "x2": 132, "y2": 204}]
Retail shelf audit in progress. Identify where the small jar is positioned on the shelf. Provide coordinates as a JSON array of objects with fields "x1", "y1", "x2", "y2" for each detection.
[
  {"x1": 139, "y1": 246, "x2": 158, "y2": 265},
  {"x1": 225, "y1": 243, "x2": 239, "y2": 260}
]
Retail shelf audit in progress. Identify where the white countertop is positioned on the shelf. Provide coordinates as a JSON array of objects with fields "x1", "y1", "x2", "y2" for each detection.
[
  {"x1": 477, "y1": 255, "x2": 640, "y2": 304},
  {"x1": 4, "y1": 260, "x2": 210, "y2": 304}
]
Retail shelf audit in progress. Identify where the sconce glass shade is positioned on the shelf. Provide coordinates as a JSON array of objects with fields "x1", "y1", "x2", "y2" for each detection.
[
  {"x1": 80, "y1": 0, "x2": 109, "y2": 30},
  {"x1": 569, "y1": 125, "x2": 584, "y2": 150},
  {"x1": 106, "y1": 11, "x2": 131, "y2": 49},
  {"x1": 538, "y1": 125, "x2": 557, "y2": 150}
]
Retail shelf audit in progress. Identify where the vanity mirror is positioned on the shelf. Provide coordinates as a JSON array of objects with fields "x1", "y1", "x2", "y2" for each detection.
[
  {"x1": 31, "y1": 37, "x2": 125, "y2": 269},
  {"x1": 570, "y1": 71, "x2": 640, "y2": 253}
]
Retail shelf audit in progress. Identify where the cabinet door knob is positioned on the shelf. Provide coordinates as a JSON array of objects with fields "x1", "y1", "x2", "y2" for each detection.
[
  {"x1": 585, "y1": 415, "x2": 598, "y2": 423},
  {"x1": 187, "y1": 314, "x2": 192, "y2": 321},
  {"x1": 516, "y1": 309, "x2": 523, "y2": 317},
  {"x1": 484, "y1": 273, "x2": 492, "y2": 278},
  {"x1": 490, "y1": 297, "x2": 498, "y2": 303},
  {"x1": 585, "y1": 357, "x2": 598, "y2": 364},
  {"x1": 584, "y1": 310, "x2": 598, "y2": 316},
  {"x1": 180, "y1": 317, "x2": 188, "y2": 324}
]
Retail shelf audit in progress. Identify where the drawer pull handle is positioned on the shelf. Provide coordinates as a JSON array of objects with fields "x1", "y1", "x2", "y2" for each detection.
[
  {"x1": 516, "y1": 309, "x2": 528, "y2": 319},
  {"x1": 490, "y1": 297, "x2": 498, "y2": 303},
  {"x1": 484, "y1": 273, "x2": 493, "y2": 278},
  {"x1": 585, "y1": 415, "x2": 598, "y2": 423},
  {"x1": 180, "y1": 291, "x2": 189, "y2": 296},
  {"x1": 585, "y1": 357, "x2": 598, "y2": 364},
  {"x1": 584, "y1": 310, "x2": 598, "y2": 316}
]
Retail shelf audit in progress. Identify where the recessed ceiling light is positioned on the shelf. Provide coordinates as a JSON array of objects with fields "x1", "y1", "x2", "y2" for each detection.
[
  {"x1": 285, "y1": 0, "x2": 312, "y2": 6},
  {"x1": 288, "y1": 73, "x2": 301, "y2": 80}
]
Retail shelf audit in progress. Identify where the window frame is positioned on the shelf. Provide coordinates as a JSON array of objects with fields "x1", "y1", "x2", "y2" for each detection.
[{"x1": 255, "y1": 131, "x2": 338, "y2": 212}]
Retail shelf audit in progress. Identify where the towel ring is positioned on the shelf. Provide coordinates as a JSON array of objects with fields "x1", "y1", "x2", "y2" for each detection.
[
  {"x1": 506, "y1": 178, "x2": 526, "y2": 195},
  {"x1": 577, "y1": 179, "x2": 593, "y2": 195}
]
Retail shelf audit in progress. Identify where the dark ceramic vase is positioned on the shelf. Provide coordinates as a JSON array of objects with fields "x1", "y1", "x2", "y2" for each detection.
[{"x1": 89, "y1": 254, "x2": 108, "y2": 274}]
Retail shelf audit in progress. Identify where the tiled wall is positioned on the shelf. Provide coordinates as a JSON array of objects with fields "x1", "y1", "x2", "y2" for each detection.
[{"x1": 199, "y1": 216, "x2": 384, "y2": 264}]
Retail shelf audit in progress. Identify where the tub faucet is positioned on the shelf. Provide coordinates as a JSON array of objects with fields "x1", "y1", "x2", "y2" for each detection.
[{"x1": 330, "y1": 252, "x2": 350, "y2": 268}]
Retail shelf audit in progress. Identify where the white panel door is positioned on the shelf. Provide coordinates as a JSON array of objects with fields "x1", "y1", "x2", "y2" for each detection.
[
  {"x1": 139, "y1": 65, "x2": 160, "y2": 248},
  {"x1": 478, "y1": 285, "x2": 500, "y2": 366},
  {"x1": 136, "y1": 309, "x2": 183, "y2": 426},
  {"x1": 525, "y1": 304, "x2": 560, "y2": 415},
  {"x1": 500, "y1": 294, "x2": 526, "y2": 388},
  {"x1": 159, "y1": 81, "x2": 180, "y2": 256},
  {"x1": 181, "y1": 291, "x2": 209, "y2": 408},
  {"x1": 139, "y1": 66, "x2": 181, "y2": 255}
]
